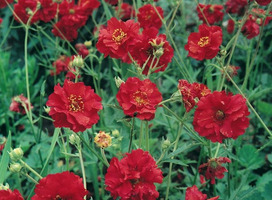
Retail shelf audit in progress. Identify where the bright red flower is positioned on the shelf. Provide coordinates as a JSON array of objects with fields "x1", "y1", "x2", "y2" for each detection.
[
  {"x1": 0, "y1": 189, "x2": 24, "y2": 200},
  {"x1": 96, "y1": 17, "x2": 140, "y2": 63},
  {"x1": 0, "y1": 18, "x2": 2, "y2": 25},
  {"x1": 185, "y1": 185, "x2": 219, "y2": 200},
  {"x1": 0, "y1": 136, "x2": 6, "y2": 153},
  {"x1": 130, "y1": 27, "x2": 174, "y2": 75},
  {"x1": 52, "y1": 19, "x2": 81, "y2": 41},
  {"x1": 105, "y1": 149, "x2": 163, "y2": 200},
  {"x1": 77, "y1": 0, "x2": 100, "y2": 16},
  {"x1": 178, "y1": 80, "x2": 211, "y2": 112},
  {"x1": 50, "y1": 55, "x2": 71, "y2": 76},
  {"x1": 193, "y1": 91, "x2": 250, "y2": 143},
  {"x1": 241, "y1": 18, "x2": 260, "y2": 39},
  {"x1": 227, "y1": 19, "x2": 235, "y2": 34},
  {"x1": 32, "y1": 171, "x2": 88, "y2": 200},
  {"x1": 75, "y1": 43, "x2": 89, "y2": 58},
  {"x1": 46, "y1": 79, "x2": 102, "y2": 132},
  {"x1": 199, "y1": 157, "x2": 231, "y2": 185},
  {"x1": 196, "y1": 4, "x2": 224, "y2": 25},
  {"x1": 13, "y1": 0, "x2": 40, "y2": 24},
  {"x1": 184, "y1": 24, "x2": 222, "y2": 61},
  {"x1": 256, "y1": 0, "x2": 271, "y2": 6},
  {"x1": 10, "y1": 94, "x2": 33, "y2": 115},
  {"x1": 115, "y1": 3, "x2": 135, "y2": 21},
  {"x1": 137, "y1": 4, "x2": 164, "y2": 30},
  {"x1": 116, "y1": 77, "x2": 162, "y2": 121},
  {"x1": 225, "y1": 0, "x2": 248, "y2": 15},
  {"x1": 37, "y1": 0, "x2": 57, "y2": 22},
  {"x1": 251, "y1": 8, "x2": 272, "y2": 26},
  {"x1": 0, "y1": 0, "x2": 13, "y2": 9}
]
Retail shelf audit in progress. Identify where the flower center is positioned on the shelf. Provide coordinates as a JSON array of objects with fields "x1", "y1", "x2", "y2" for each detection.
[
  {"x1": 209, "y1": 160, "x2": 218, "y2": 169},
  {"x1": 198, "y1": 36, "x2": 210, "y2": 47},
  {"x1": 215, "y1": 110, "x2": 225, "y2": 121},
  {"x1": 54, "y1": 195, "x2": 62, "y2": 200},
  {"x1": 112, "y1": 28, "x2": 127, "y2": 45},
  {"x1": 68, "y1": 94, "x2": 84, "y2": 112},
  {"x1": 133, "y1": 91, "x2": 148, "y2": 106},
  {"x1": 69, "y1": 9, "x2": 75, "y2": 14}
]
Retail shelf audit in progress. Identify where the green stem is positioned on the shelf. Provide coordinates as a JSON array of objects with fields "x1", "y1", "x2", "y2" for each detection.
[
  {"x1": 145, "y1": 121, "x2": 149, "y2": 151},
  {"x1": 213, "y1": 142, "x2": 220, "y2": 158},
  {"x1": 139, "y1": 120, "x2": 144, "y2": 148},
  {"x1": 101, "y1": 148, "x2": 110, "y2": 167},
  {"x1": 20, "y1": 172, "x2": 39, "y2": 184},
  {"x1": 128, "y1": 118, "x2": 135, "y2": 152},
  {"x1": 78, "y1": 147, "x2": 87, "y2": 193},
  {"x1": 20, "y1": 160, "x2": 43, "y2": 180}
]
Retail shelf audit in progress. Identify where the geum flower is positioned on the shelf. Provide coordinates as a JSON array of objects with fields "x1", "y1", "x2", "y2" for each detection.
[
  {"x1": 105, "y1": 149, "x2": 163, "y2": 200},
  {"x1": 197, "y1": 4, "x2": 224, "y2": 25},
  {"x1": 32, "y1": 171, "x2": 88, "y2": 200},
  {"x1": 199, "y1": 157, "x2": 231, "y2": 184},
  {"x1": 130, "y1": 27, "x2": 174, "y2": 75},
  {"x1": 96, "y1": 17, "x2": 140, "y2": 63},
  {"x1": 178, "y1": 79, "x2": 211, "y2": 112},
  {"x1": 0, "y1": 188, "x2": 24, "y2": 200},
  {"x1": 184, "y1": 24, "x2": 222, "y2": 61},
  {"x1": 185, "y1": 185, "x2": 219, "y2": 200},
  {"x1": 9, "y1": 94, "x2": 33, "y2": 115},
  {"x1": 193, "y1": 91, "x2": 250, "y2": 143},
  {"x1": 0, "y1": 0, "x2": 13, "y2": 9},
  {"x1": 116, "y1": 77, "x2": 162, "y2": 121},
  {"x1": 46, "y1": 79, "x2": 102, "y2": 132}
]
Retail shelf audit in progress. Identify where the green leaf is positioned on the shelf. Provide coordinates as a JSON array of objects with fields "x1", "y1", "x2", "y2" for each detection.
[
  {"x1": 256, "y1": 100, "x2": 272, "y2": 117},
  {"x1": 161, "y1": 159, "x2": 188, "y2": 166},
  {"x1": 0, "y1": 132, "x2": 11, "y2": 184},
  {"x1": 238, "y1": 144, "x2": 264, "y2": 170},
  {"x1": 262, "y1": 180, "x2": 272, "y2": 200}
]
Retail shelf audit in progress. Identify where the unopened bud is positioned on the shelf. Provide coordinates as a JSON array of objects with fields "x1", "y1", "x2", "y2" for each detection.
[
  {"x1": 72, "y1": 55, "x2": 84, "y2": 68},
  {"x1": 114, "y1": 76, "x2": 124, "y2": 88},
  {"x1": 9, "y1": 163, "x2": 22, "y2": 173},
  {"x1": 84, "y1": 41, "x2": 92, "y2": 48},
  {"x1": 220, "y1": 49, "x2": 227, "y2": 56},
  {"x1": 154, "y1": 48, "x2": 164, "y2": 58},
  {"x1": 162, "y1": 139, "x2": 171, "y2": 150},
  {"x1": 26, "y1": 8, "x2": 34, "y2": 16},
  {"x1": 112, "y1": 129, "x2": 120, "y2": 137},
  {"x1": 9, "y1": 148, "x2": 24, "y2": 162},
  {"x1": 256, "y1": 18, "x2": 262, "y2": 25},
  {"x1": 0, "y1": 184, "x2": 9, "y2": 190},
  {"x1": 69, "y1": 133, "x2": 81, "y2": 146},
  {"x1": 44, "y1": 106, "x2": 50, "y2": 113}
]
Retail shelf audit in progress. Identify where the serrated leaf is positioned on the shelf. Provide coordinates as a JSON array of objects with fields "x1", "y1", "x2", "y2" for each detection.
[
  {"x1": 161, "y1": 159, "x2": 188, "y2": 166},
  {"x1": 238, "y1": 144, "x2": 264, "y2": 170},
  {"x1": 262, "y1": 180, "x2": 272, "y2": 200}
]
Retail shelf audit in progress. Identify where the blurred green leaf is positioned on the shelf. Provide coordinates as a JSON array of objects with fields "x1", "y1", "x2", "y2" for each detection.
[
  {"x1": 238, "y1": 144, "x2": 264, "y2": 170},
  {"x1": 0, "y1": 132, "x2": 11, "y2": 184}
]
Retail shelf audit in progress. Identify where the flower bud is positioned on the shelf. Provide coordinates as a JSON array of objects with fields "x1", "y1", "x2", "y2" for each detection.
[
  {"x1": 114, "y1": 76, "x2": 124, "y2": 88},
  {"x1": 9, "y1": 163, "x2": 22, "y2": 173},
  {"x1": 154, "y1": 48, "x2": 164, "y2": 58},
  {"x1": 9, "y1": 147, "x2": 24, "y2": 162},
  {"x1": 94, "y1": 131, "x2": 112, "y2": 148},
  {"x1": 72, "y1": 55, "x2": 84, "y2": 69},
  {"x1": 44, "y1": 106, "x2": 50, "y2": 113},
  {"x1": 69, "y1": 133, "x2": 81, "y2": 146},
  {"x1": 0, "y1": 183, "x2": 9, "y2": 190},
  {"x1": 84, "y1": 41, "x2": 92, "y2": 48},
  {"x1": 220, "y1": 49, "x2": 227, "y2": 56},
  {"x1": 112, "y1": 129, "x2": 120, "y2": 137},
  {"x1": 161, "y1": 138, "x2": 171, "y2": 150}
]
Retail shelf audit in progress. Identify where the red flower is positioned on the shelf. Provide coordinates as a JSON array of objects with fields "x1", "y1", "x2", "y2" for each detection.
[
  {"x1": 37, "y1": 0, "x2": 57, "y2": 23},
  {"x1": 46, "y1": 79, "x2": 102, "y2": 132},
  {"x1": 116, "y1": 77, "x2": 162, "y2": 121},
  {"x1": 193, "y1": 91, "x2": 250, "y2": 143},
  {"x1": 0, "y1": 0, "x2": 13, "y2": 8},
  {"x1": 10, "y1": 94, "x2": 33, "y2": 115},
  {"x1": 223, "y1": 65, "x2": 240, "y2": 81},
  {"x1": 178, "y1": 80, "x2": 211, "y2": 112},
  {"x1": 199, "y1": 157, "x2": 231, "y2": 184},
  {"x1": 130, "y1": 27, "x2": 174, "y2": 75},
  {"x1": 196, "y1": 4, "x2": 224, "y2": 25},
  {"x1": 0, "y1": 189, "x2": 24, "y2": 200},
  {"x1": 115, "y1": 3, "x2": 135, "y2": 21},
  {"x1": 77, "y1": 0, "x2": 100, "y2": 16},
  {"x1": 96, "y1": 17, "x2": 140, "y2": 63},
  {"x1": 251, "y1": 8, "x2": 272, "y2": 26},
  {"x1": 75, "y1": 43, "x2": 89, "y2": 58},
  {"x1": 184, "y1": 24, "x2": 222, "y2": 61},
  {"x1": 0, "y1": 136, "x2": 6, "y2": 153},
  {"x1": 50, "y1": 55, "x2": 71, "y2": 76},
  {"x1": 185, "y1": 185, "x2": 219, "y2": 200},
  {"x1": 241, "y1": 18, "x2": 260, "y2": 39},
  {"x1": 32, "y1": 171, "x2": 88, "y2": 200},
  {"x1": 256, "y1": 0, "x2": 271, "y2": 6},
  {"x1": 105, "y1": 0, "x2": 118, "y2": 5},
  {"x1": 13, "y1": 0, "x2": 40, "y2": 24},
  {"x1": 225, "y1": 0, "x2": 248, "y2": 15},
  {"x1": 0, "y1": 18, "x2": 2, "y2": 25},
  {"x1": 227, "y1": 19, "x2": 235, "y2": 34},
  {"x1": 105, "y1": 149, "x2": 163, "y2": 200},
  {"x1": 137, "y1": 4, "x2": 164, "y2": 30}
]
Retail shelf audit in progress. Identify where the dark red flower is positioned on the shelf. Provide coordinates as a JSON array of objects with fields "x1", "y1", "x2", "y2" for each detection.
[
  {"x1": 52, "y1": 19, "x2": 81, "y2": 41},
  {"x1": 241, "y1": 18, "x2": 260, "y2": 39},
  {"x1": 32, "y1": 171, "x2": 88, "y2": 200},
  {"x1": 193, "y1": 91, "x2": 250, "y2": 143},
  {"x1": 77, "y1": 0, "x2": 100, "y2": 16},
  {"x1": 46, "y1": 79, "x2": 102, "y2": 132},
  {"x1": 0, "y1": 189, "x2": 24, "y2": 200},
  {"x1": 251, "y1": 8, "x2": 272, "y2": 25},
  {"x1": 0, "y1": 0, "x2": 13, "y2": 8},
  {"x1": 10, "y1": 94, "x2": 33, "y2": 115},
  {"x1": 184, "y1": 24, "x2": 222, "y2": 61},
  {"x1": 75, "y1": 43, "x2": 89, "y2": 58},
  {"x1": 96, "y1": 17, "x2": 140, "y2": 63},
  {"x1": 50, "y1": 55, "x2": 71, "y2": 76},
  {"x1": 256, "y1": 0, "x2": 271, "y2": 6},
  {"x1": 197, "y1": 4, "x2": 224, "y2": 25},
  {"x1": 13, "y1": 0, "x2": 40, "y2": 24},
  {"x1": 105, "y1": 0, "x2": 118, "y2": 5},
  {"x1": 185, "y1": 185, "x2": 219, "y2": 200},
  {"x1": 178, "y1": 80, "x2": 211, "y2": 112},
  {"x1": 0, "y1": 18, "x2": 2, "y2": 24},
  {"x1": 227, "y1": 19, "x2": 235, "y2": 34},
  {"x1": 223, "y1": 65, "x2": 240, "y2": 81},
  {"x1": 137, "y1": 4, "x2": 164, "y2": 30},
  {"x1": 105, "y1": 149, "x2": 163, "y2": 200},
  {"x1": 199, "y1": 157, "x2": 231, "y2": 185},
  {"x1": 130, "y1": 27, "x2": 174, "y2": 75},
  {"x1": 0, "y1": 136, "x2": 6, "y2": 153},
  {"x1": 37, "y1": 0, "x2": 57, "y2": 22},
  {"x1": 225, "y1": 0, "x2": 248, "y2": 15},
  {"x1": 115, "y1": 3, "x2": 135, "y2": 21},
  {"x1": 116, "y1": 77, "x2": 162, "y2": 121}
]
